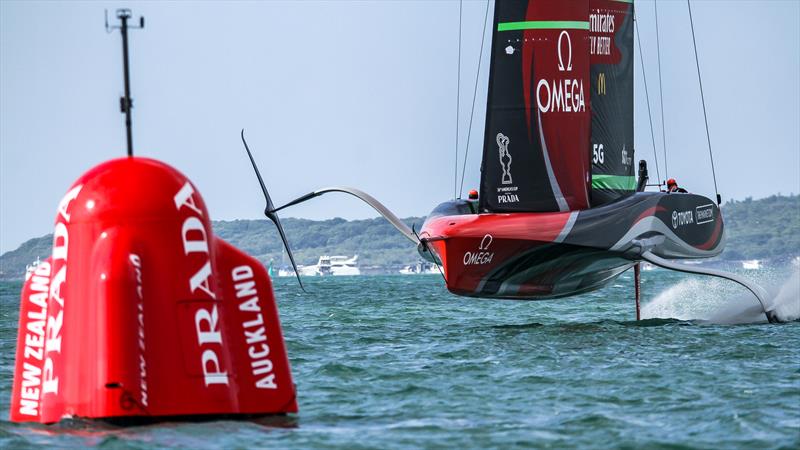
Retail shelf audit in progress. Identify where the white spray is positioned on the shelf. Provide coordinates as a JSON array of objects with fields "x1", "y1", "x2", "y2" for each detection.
[{"x1": 642, "y1": 267, "x2": 800, "y2": 324}]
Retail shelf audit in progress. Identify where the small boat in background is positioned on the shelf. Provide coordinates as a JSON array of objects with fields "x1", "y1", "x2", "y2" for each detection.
[
  {"x1": 329, "y1": 255, "x2": 360, "y2": 276},
  {"x1": 399, "y1": 262, "x2": 439, "y2": 275},
  {"x1": 299, "y1": 255, "x2": 360, "y2": 276},
  {"x1": 24, "y1": 256, "x2": 40, "y2": 281}
]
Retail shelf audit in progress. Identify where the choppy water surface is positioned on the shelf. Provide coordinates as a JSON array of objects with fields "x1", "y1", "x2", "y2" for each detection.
[{"x1": 1, "y1": 268, "x2": 798, "y2": 448}]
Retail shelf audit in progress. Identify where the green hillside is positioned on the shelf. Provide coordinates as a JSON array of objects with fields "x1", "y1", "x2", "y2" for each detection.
[
  {"x1": 0, "y1": 235, "x2": 54, "y2": 281},
  {"x1": 1, "y1": 195, "x2": 798, "y2": 280},
  {"x1": 719, "y1": 194, "x2": 800, "y2": 261},
  {"x1": 0, "y1": 216, "x2": 425, "y2": 280},
  {"x1": 212, "y1": 217, "x2": 424, "y2": 269}
]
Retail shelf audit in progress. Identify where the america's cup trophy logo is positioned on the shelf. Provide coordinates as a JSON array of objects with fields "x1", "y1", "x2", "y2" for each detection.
[{"x1": 497, "y1": 133, "x2": 512, "y2": 185}]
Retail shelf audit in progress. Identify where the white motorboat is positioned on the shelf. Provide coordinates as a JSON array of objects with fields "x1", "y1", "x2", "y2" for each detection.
[{"x1": 299, "y1": 255, "x2": 360, "y2": 276}]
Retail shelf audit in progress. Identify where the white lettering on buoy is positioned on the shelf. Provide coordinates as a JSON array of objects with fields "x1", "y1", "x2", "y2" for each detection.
[
  {"x1": 201, "y1": 348, "x2": 228, "y2": 386},
  {"x1": 173, "y1": 182, "x2": 203, "y2": 215},
  {"x1": 42, "y1": 185, "x2": 83, "y2": 399},
  {"x1": 181, "y1": 217, "x2": 210, "y2": 255},
  {"x1": 18, "y1": 262, "x2": 52, "y2": 416},
  {"x1": 232, "y1": 265, "x2": 278, "y2": 390},
  {"x1": 174, "y1": 181, "x2": 228, "y2": 387},
  {"x1": 129, "y1": 254, "x2": 148, "y2": 407},
  {"x1": 189, "y1": 262, "x2": 216, "y2": 299},
  {"x1": 195, "y1": 305, "x2": 228, "y2": 386}
]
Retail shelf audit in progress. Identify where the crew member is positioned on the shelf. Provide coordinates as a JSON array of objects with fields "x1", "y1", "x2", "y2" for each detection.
[{"x1": 666, "y1": 178, "x2": 688, "y2": 193}]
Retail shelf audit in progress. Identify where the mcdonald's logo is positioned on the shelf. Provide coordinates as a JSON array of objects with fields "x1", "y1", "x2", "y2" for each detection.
[{"x1": 597, "y1": 73, "x2": 606, "y2": 95}]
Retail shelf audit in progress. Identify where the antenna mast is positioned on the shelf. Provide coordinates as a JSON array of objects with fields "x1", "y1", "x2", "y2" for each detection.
[{"x1": 106, "y1": 9, "x2": 145, "y2": 157}]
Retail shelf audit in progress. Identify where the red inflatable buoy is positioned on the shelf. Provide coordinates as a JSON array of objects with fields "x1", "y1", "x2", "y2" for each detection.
[{"x1": 10, "y1": 157, "x2": 297, "y2": 423}]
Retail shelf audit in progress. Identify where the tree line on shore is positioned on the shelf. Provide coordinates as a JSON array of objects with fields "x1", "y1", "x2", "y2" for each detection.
[{"x1": 1, "y1": 195, "x2": 797, "y2": 280}]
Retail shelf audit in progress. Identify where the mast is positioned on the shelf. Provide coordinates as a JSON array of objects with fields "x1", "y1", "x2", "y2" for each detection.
[{"x1": 106, "y1": 9, "x2": 145, "y2": 157}]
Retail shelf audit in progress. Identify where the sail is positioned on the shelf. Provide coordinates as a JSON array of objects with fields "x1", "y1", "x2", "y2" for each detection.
[
  {"x1": 589, "y1": 0, "x2": 635, "y2": 205},
  {"x1": 479, "y1": 0, "x2": 591, "y2": 213}
]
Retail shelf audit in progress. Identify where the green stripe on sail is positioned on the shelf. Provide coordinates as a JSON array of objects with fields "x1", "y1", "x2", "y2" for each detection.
[
  {"x1": 592, "y1": 175, "x2": 637, "y2": 190},
  {"x1": 497, "y1": 21, "x2": 590, "y2": 32}
]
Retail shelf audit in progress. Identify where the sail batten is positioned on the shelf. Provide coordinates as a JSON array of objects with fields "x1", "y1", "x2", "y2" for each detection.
[
  {"x1": 591, "y1": 174, "x2": 637, "y2": 190},
  {"x1": 497, "y1": 21, "x2": 590, "y2": 31}
]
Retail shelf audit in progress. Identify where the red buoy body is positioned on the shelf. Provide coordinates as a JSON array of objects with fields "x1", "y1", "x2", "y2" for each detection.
[{"x1": 10, "y1": 157, "x2": 297, "y2": 423}]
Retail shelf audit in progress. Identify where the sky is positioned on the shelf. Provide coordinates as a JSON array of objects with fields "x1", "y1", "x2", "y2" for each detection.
[{"x1": 1, "y1": 0, "x2": 798, "y2": 254}]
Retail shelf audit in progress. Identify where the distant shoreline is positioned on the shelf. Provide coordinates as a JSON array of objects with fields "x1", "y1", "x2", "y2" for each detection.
[{"x1": 1, "y1": 195, "x2": 798, "y2": 281}]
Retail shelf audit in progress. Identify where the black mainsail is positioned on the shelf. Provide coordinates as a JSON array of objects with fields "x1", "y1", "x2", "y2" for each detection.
[
  {"x1": 589, "y1": 0, "x2": 635, "y2": 206},
  {"x1": 478, "y1": 0, "x2": 636, "y2": 212},
  {"x1": 479, "y1": 0, "x2": 592, "y2": 213}
]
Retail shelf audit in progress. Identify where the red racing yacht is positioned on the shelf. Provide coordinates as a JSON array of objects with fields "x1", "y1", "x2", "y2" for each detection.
[{"x1": 245, "y1": 0, "x2": 775, "y2": 321}]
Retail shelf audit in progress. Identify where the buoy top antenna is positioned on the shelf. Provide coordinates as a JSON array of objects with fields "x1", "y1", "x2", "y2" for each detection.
[{"x1": 105, "y1": 9, "x2": 145, "y2": 157}]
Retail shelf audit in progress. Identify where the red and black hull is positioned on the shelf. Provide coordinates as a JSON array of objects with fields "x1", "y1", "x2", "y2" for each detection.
[{"x1": 419, "y1": 192, "x2": 723, "y2": 299}]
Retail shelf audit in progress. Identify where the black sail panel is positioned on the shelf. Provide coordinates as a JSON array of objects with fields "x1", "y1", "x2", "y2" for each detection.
[
  {"x1": 479, "y1": 0, "x2": 592, "y2": 213},
  {"x1": 589, "y1": 0, "x2": 635, "y2": 206}
]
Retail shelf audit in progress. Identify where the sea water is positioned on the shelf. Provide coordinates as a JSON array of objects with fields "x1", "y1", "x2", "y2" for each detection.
[{"x1": 0, "y1": 268, "x2": 798, "y2": 448}]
